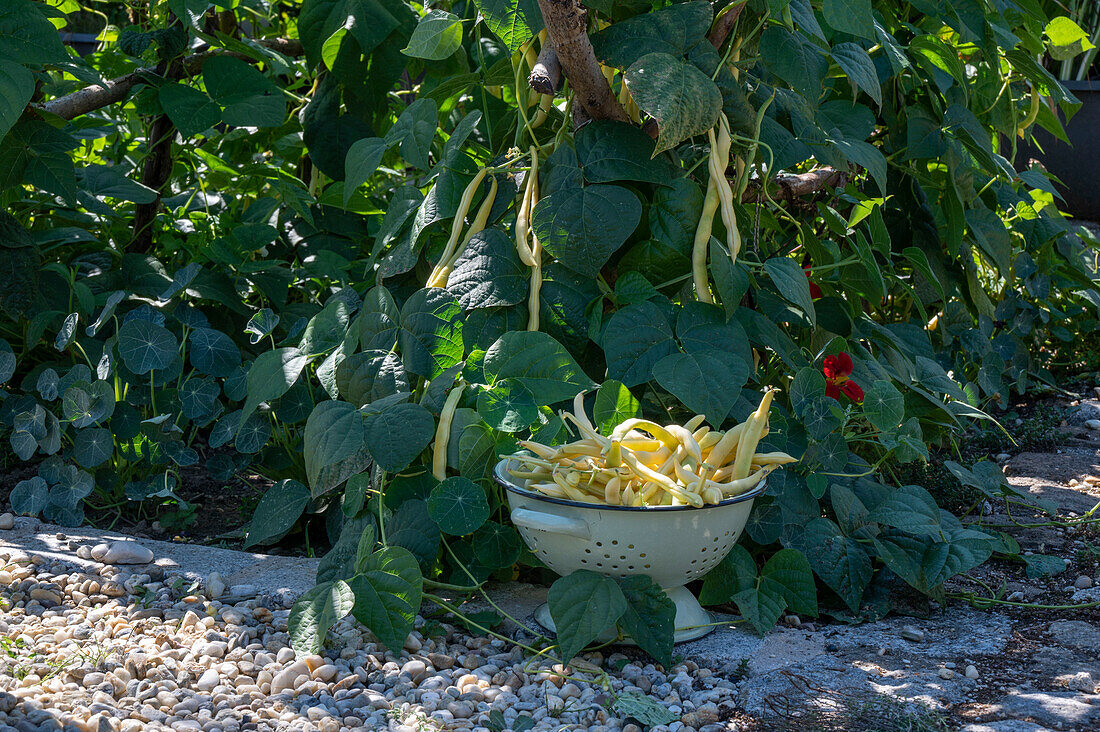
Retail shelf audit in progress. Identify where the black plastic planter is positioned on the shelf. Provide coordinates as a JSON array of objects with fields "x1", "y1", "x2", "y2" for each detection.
[{"x1": 1018, "y1": 80, "x2": 1100, "y2": 220}]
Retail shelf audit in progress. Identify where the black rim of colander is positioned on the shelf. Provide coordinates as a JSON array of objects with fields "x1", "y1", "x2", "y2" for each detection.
[{"x1": 493, "y1": 456, "x2": 769, "y2": 512}]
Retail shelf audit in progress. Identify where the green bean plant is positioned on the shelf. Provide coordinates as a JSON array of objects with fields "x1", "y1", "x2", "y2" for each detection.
[{"x1": 0, "y1": 0, "x2": 1098, "y2": 666}]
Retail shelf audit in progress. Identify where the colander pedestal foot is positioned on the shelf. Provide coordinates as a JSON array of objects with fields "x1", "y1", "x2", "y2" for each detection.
[{"x1": 532, "y1": 585, "x2": 716, "y2": 646}]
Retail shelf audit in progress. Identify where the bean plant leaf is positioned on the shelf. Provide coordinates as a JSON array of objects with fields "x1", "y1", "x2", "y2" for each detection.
[
  {"x1": 615, "y1": 575, "x2": 675, "y2": 667},
  {"x1": 385, "y1": 98, "x2": 437, "y2": 170},
  {"x1": 245, "y1": 479, "x2": 311, "y2": 548},
  {"x1": 547, "y1": 570, "x2": 627, "y2": 662},
  {"x1": 344, "y1": 137, "x2": 388, "y2": 204},
  {"x1": 759, "y1": 26, "x2": 829, "y2": 99},
  {"x1": 298, "y1": 0, "x2": 400, "y2": 68},
  {"x1": 765, "y1": 257, "x2": 817, "y2": 326},
  {"x1": 760, "y1": 548, "x2": 817, "y2": 617},
  {"x1": 1045, "y1": 16, "x2": 1095, "y2": 61},
  {"x1": 472, "y1": 0, "x2": 543, "y2": 52},
  {"x1": 337, "y1": 350, "x2": 408, "y2": 407},
  {"x1": 788, "y1": 518, "x2": 872, "y2": 612},
  {"x1": 831, "y1": 43, "x2": 882, "y2": 105},
  {"x1": 1023, "y1": 553, "x2": 1067, "y2": 579},
  {"x1": 158, "y1": 82, "x2": 221, "y2": 137},
  {"x1": 363, "y1": 400, "x2": 435, "y2": 471},
  {"x1": 387, "y1": 499, "x2": 441, "y2": 569},
  {"x1": 483, "y1": 331, "x2": 596, "y2": 405},
  {"x1": 241, "y1": 347, "x2": 310, "y2": 424},
  {"x1": 590, "y1": 1, "x2": 713, "y2": 68},
  {"x1": 289, "y1": 579, "x2": 356, "y2": 656},
  {"x1": 305, "y1": 400, "x2": 366, "y2": 490},
  {"x1": 427, "y1": 476, "x2": 490, "y2": 535},
  {"x1": 575, "y1": 121, "x2": 672, "y2": 185},
  {"x1": 602, "y1": 301, "x2": 677, "y2": 387},
  {"x1": 531, "y1": 185, "x2": 642, "y2": 277},
  {"x1": 653, "y1": 348, "x2": 748, "y2": 427},
  {"x1": 699, "y1": 544, "x2": 757, "y2": 605},
  {"x1": 0, "y1": 1, "x2": 69, "y2": 65},
  {"x1": 399, "y1": 288, "x2": 464, "y2": 379},
  {"x1": 446, "y1": 228, "x2": 529, "y2": 310},
  {"x1": 822, "y1": 0, "x2": 876, "y2": 39},
  {"x1": 203, "y1": 56, "x2": 286, "y2": 128},
  {"x1": 403, "y1": 10, "x2": 463, "y2": 60},
  {"x1": 348, "y1": 546, "x2": 424, "y2": 651},
  {"x1": 624, "y1": 52, "x2": 722, "y2": 154},
  {"x1": 593, "y1": 380, "x2": 640, "y2": 435},
  {"x1": 0, "y1": 61, "x2": 32, "y2": 140},
  {"x1": 613, "y1": 693, "x2": 678, "y2": 727},
  {"x1": 866, "y1": 484, "x2": 941, "y2": 538}
]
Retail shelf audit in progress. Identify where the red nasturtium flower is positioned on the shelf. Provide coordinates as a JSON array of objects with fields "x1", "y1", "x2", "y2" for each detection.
[
  {"x1": 803, "y1": 266, "x2": 823, "y2": 300},
  {"x1": 823, "y1": 353, "x2": 864, "y2": 402}
]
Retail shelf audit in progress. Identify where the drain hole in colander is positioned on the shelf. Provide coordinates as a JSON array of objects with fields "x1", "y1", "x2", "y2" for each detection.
[
  {"x1": 643, "y1": 563, "x2": 651, "y2": 569},
  {"x1": 690, "y1": 559, "x2": 697, "y2": 565},
  {"x1": 584, "y1": 548, "x2": 591, "y2": 554},
  {"x1": 619, "y1": 555, "x2": 626, "y2": 560},
  {"x1": 640, "y1": 552, "x2": 647, "y2": 558},
  {"x1": 628, "y1": 565, "x2": 635, "y2": 570},
  {"x1": 627, "y1": 544, "x2": 635, "y2": 549},
  {"x1": 611, "y1": 540, "x2": 619, "y2": 545},
  {"x1": 611, "y1": 564, "x2": 620, "y2": 570},
  {"x1": 604, "y1": 554, "x2": 611, "y2": 559},
  {"x1": 581, "y1": 559, "x2": 588, "y2": 565},
  {"x1": 595, "y1": 541, "x2": 603, "y2": 547}
]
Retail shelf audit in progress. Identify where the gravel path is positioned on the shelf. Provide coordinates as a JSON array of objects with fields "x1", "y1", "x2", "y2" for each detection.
[
  {"x1": 5, "y1": 393, "x2": 1100, "y2": 731},
  {"x1": 0, "y1": 535, "x2": 730, "y2": 732}
]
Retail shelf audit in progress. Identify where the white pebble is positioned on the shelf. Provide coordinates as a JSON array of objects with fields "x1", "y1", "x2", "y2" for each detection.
[
  {"x1": 101, "y1": 541, "x2": 154, "y2": 564},
  {"x1": 206, "y1": 572, "x2": 225, "y2": 599},
  {"x1": 0, "y1": 513, "x2": 13, "y2": 530},
  {"x1": 196, "y1": 669, "x2": 220, "y2": 692},
  {"x1": 965, "y1": 665, "x2": 979, "y2": 680}
]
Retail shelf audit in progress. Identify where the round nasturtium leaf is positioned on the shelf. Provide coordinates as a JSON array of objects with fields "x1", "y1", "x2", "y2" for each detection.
[
  {"x1": 426, "y1": 476, "x2": 490, "y2": 536},
  {"x1": 471, "y1": 521, "x2": 522, "y2": 570},
  {"x1": 10, "y1": 477, "x2": 49, "y2": 516},
  {"x1": 188, "y1": 327, "x2": 241, "y2": 377},
  {"x1": 117, "y1": 318, "x2": 178, "y2": 375},
  {"x1": 72, "y1": 427, "x2": 113, "y2": 468}
]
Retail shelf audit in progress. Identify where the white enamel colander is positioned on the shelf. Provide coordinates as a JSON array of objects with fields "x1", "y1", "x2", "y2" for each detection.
[{"x1": 494, "y1": 456, "x2": 767, "y2": 643}]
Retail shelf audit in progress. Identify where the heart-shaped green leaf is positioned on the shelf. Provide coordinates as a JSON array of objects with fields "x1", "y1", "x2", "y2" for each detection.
[
  {"x1": 624, "y1": 52, "x2": 721, "y2": 154},
  {"x1": 245, "y1": 479, "x2": 311, "y2": 549},
  {"x1": 289, "y1": 580, "x2": 356, "y2": 656},
  {"x1": 531, "y1": 184, "x2": 641, "y2": 277},
  {"x1": 547, "y1": 570, "x2": 627, "y2": 662},
  {"x1": 348, "y1": 546, "x2": 424, "y2": 650}
]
